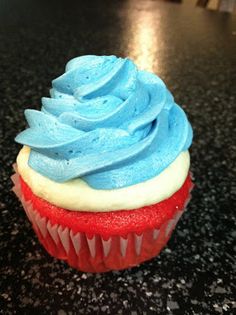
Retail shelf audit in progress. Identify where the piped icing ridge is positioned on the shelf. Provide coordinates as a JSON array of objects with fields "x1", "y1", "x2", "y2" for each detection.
[{"x1": 15, "y1": 55, "x2": 192, "y2": 189}]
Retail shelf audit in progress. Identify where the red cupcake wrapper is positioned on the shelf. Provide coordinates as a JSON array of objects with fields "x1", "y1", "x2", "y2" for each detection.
[{"x1": 11, "y1": 166, "x2": 193, "y2": 273}]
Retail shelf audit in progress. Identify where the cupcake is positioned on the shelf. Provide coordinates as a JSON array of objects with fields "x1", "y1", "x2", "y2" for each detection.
[{"x1": 13, "y1": 55, "x2": 193, "y2": 272}]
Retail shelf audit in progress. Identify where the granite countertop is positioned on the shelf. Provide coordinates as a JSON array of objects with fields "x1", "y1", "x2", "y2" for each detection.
[{"x1": 0, "y1": 0, "x2": 235, "y2": 314}]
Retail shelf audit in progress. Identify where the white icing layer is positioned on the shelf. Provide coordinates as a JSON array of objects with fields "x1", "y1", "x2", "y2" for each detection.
[{"x1": 16, "y1": 146, "x2": 190, "y2": 212}]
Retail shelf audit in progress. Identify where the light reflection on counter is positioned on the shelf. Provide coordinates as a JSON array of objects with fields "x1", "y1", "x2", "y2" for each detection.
[{"x1": 122, "y1": 1, "x2": 163, "y2": 74}]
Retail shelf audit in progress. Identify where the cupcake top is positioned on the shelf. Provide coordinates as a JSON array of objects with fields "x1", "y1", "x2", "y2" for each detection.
[{"x1": 16, "y1": 55, "x2": 193, "y2": 191}]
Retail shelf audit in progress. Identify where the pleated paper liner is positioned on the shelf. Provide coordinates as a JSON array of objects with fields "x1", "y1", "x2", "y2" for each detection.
[{"x1": 11, "y1": 165, "x2": 193, "y2": 273}]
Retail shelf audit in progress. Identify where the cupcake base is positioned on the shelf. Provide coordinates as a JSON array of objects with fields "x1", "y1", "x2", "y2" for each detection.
[{"x1": 11, "y1": 166, "x2": 193, "y2": 273}]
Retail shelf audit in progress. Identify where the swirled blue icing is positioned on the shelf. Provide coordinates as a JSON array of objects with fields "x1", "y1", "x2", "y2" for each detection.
[{"x1": 15, "y1": 55, "x2": 193, "y2": 189}]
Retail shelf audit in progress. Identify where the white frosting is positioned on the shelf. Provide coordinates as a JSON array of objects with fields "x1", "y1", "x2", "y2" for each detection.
[{"x1": 17, "y1": 146, "x2": 190, "y2": 212}]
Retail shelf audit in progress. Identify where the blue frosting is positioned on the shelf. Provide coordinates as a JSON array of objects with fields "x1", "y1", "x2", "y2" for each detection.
[{"x1": 15, "y1": 55, "x2": 193, "y2": 189}]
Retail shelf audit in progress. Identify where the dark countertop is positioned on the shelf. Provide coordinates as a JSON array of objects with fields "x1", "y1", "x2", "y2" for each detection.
[{"x1": 0, "y1": 0, "x2": 236, "y2": 314}]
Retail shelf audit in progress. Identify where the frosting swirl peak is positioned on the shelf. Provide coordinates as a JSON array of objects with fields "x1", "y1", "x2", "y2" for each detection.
[{"x1": 16, "y1": 55, "x2": 193, "y2": 189}]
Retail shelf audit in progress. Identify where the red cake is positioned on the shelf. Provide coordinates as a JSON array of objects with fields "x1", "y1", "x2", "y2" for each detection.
[{"x1": 12, "y1": 171, "x2": 193, "y2": 272}]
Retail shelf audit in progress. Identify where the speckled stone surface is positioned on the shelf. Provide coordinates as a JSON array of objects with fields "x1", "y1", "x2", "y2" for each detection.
[{"x1": 0, "y1": 0, "x2": 236, "y2": 314}]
